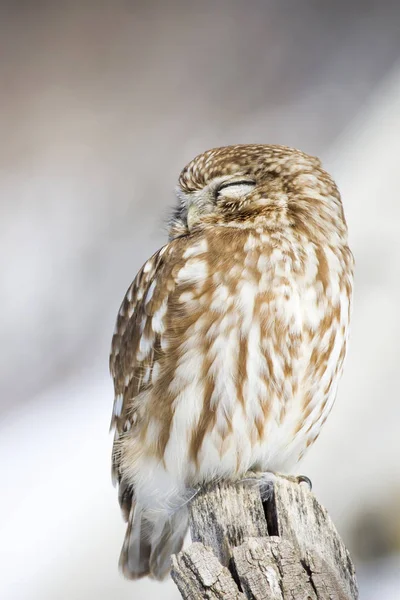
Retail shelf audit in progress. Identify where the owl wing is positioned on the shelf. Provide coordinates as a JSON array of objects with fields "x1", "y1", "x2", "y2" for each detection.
[{"x1": 109, "y1": 242, "x2": 175, "y2": 516}]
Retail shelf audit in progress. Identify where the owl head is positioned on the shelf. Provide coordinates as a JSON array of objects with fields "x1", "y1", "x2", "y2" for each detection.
[{"x1": 169, "y1": 144, "x2": 347, "y2": 242}]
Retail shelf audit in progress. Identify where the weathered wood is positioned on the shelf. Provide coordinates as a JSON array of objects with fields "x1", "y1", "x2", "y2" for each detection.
[
  {"x1": 233, "y1": 537, "x2": 351, "y2": 600},
  {"x1": 273, "y1": 477, "x2": 358, "y2": 599},
  {"x1": 189, "y1": 477, "x2": 268, "y2": 566},
  {"x1": 171, "y1": 543, "x2": 245, "y2": 600},
  {"x1": 171, "y1": 475, "x2": 358, "y2": 600},
  {"x1": 233, "y1": 537, "x2": 318, "y2": 599}
]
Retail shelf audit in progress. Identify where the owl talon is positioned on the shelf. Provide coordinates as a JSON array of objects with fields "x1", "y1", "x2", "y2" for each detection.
[{"x1": 296, "y1": 475, "x2": 312, "y2": 490}]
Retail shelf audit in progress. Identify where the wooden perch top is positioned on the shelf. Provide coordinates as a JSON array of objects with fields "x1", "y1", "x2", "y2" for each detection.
[{"x1": 171, "y1": 475, "x2": 358, "y2": 600}]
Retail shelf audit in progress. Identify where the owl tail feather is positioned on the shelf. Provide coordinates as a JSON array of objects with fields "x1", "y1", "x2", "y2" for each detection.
[{"x1": 119, "y1": 503, "x2": 188, "y2": 580}]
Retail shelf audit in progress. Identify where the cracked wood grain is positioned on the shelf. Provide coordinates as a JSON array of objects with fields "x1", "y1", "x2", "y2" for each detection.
[
  {"x1": 189, "y1": 477, "x2": 269, "y2": 567},
  {"x1": 171, "y1": 543, "x2": 245, "y2": 600},
  {"x1": 233, "y1": 537, "x2": 318, "y2": 599},
  {"x1": 272, "y1": 477, "x2": 358, "y2": 599},
  {"x1": 171, "y1": 475, "x2": 358, "y2": 600}
]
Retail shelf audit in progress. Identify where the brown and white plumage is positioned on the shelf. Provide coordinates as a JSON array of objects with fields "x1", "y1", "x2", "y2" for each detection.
[{"x1": 109, "y1": 144, "x2": 354, "y2": 580}]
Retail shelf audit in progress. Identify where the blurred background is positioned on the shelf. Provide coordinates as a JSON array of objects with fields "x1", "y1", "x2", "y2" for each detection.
[{"x1": 1, "y1": 1, "x2": 400, "y2": 598}]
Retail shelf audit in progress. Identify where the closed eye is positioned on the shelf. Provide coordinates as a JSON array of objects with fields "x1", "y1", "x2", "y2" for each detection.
[{"x1": 216, "y1": 179, "x2": 256, "y2": 200}]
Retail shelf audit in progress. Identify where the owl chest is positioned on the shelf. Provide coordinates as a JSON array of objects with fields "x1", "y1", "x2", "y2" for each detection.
[
  {"x1": 157, "y1": 240, "x2": 349, "y2": 479},
  {"x1": 196, "y1": 242, "x2": 337, "y2": 338},
  {"x1": 194, "y1": 242, "x2": 342, "y2": 410}
]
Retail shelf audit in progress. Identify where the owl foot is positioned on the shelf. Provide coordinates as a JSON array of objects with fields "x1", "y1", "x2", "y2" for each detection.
[
  {"x1": 296, "y1": 475, "x2": 312, "y2": 490},
  {"x1": 269, "y1": 472, "x2": 313, "y2": 490}
]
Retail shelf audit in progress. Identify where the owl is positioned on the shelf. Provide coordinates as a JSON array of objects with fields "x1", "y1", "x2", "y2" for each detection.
[{"x1": 110, "y1": 144, "x2": 354, "y2": 580}]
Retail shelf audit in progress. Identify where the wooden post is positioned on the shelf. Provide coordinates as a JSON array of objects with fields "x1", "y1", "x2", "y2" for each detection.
[{"x1": 171, "y1": 475, "x2": 358, "y2": 599}]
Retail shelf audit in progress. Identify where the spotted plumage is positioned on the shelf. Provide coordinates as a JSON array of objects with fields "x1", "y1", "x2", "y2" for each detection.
[{"x1": 110, "y1": 144, "x2": 354, "y2": 580}]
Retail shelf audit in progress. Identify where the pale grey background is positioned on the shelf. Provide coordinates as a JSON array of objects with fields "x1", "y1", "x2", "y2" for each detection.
[{"x1": 1, "y1": 2, "x2": 399, "y2": 599}]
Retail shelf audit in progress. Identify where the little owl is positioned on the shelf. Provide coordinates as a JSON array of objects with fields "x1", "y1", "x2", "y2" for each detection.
[{"x1": 109, "y1": 144, "x2": 354, "y2": 580}]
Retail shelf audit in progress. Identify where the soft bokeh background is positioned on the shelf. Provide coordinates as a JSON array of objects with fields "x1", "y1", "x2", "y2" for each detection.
[{"x1": 1, "y1": 1, "x2": 400, "y2": 598}]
